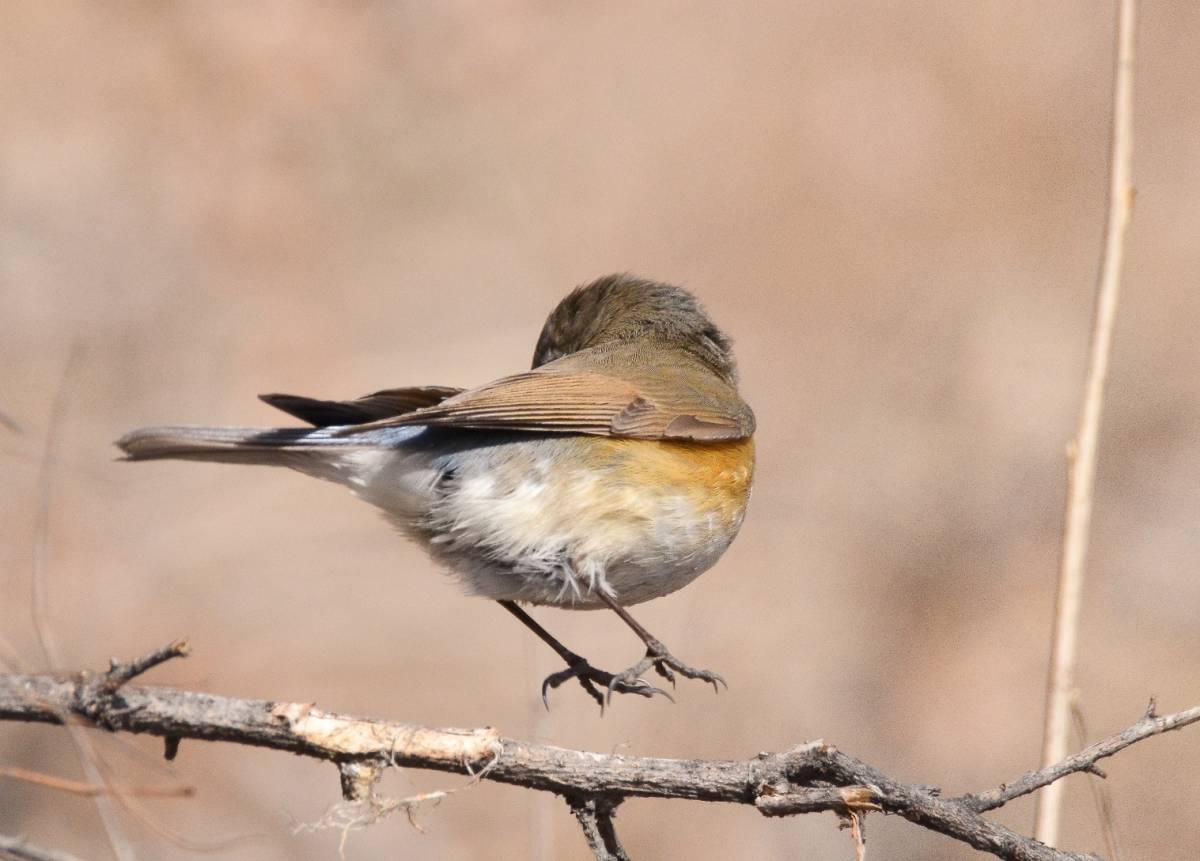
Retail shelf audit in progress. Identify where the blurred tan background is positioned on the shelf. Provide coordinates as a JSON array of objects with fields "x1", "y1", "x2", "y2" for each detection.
[{"x1": 3, "y1": 2, "x2": 1199, "y2": 859}]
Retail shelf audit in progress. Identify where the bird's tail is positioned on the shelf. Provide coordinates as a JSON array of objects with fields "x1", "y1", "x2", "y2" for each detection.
[{"x1": 116, "y1": 424, "x2": 422, "y2": 466}]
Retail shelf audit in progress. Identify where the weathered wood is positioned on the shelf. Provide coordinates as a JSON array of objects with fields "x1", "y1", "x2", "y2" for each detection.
[{"x1": 7, "y1": 653, "x2": 1194, "y2": 861}]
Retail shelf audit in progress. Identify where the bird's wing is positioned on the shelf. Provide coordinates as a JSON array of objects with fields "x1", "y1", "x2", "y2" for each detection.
[
  {"x1": 336, "y1": 364, "x2": 755, "y2": 442},
  {"x1": 258, "y1": 386, "x2": 464, "y2": 428}
]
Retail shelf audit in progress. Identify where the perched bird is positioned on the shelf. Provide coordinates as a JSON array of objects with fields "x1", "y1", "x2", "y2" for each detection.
[{"x1": 118, "y1": 274, "x2": 756, "y2": 706}]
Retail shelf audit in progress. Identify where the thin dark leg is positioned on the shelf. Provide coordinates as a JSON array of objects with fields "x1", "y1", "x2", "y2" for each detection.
[
  {"x1": 500, "y1": 600, "x2": 579, "y2": 665},
  {"x1": 595, "y1": 594, "x2": 667, "y2": 650},
  {"x1": 498, "y1": 600, "x2": 669, "y2": 710},
  {"x1": 596, "y1": 592, "x2": 728, "y2": 698}
]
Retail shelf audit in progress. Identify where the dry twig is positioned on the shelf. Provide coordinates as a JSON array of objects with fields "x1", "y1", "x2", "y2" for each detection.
[
  {"x1": 3, "y1": 643, "x2": 1197, "y2": 861},
  {"x1": 0, "y1": 766, "x2": 193, "y2": 799},
  {"x1": 567, "y1": 797, "x2": 631, "y2": 861}
]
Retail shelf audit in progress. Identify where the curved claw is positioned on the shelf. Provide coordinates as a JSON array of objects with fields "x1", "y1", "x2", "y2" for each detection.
[
  {"x1": 541, "y1": 657, "x2": 669, "y2": 712},
  {"x1": 679, "y1": 667, "x2": 727, "y2": 694},
  {"x1": 538, "y1": 643, "x2": 726, "y2": 710},
  {"x1": 605, "y1": 674, "x2": 673, "y2": 706},
  {"x1": 644, "y1": 649, "x2": 728, "y2": 696},
  {"x1": 542, "y1": 668, "x2": 597, "y2": 710},
  {"x1": 542, "y1": 664, "x2": 605, "y2": 710}
]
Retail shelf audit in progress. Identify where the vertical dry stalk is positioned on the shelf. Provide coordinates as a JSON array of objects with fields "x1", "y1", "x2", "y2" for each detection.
[
  {"x1": 29, "y1": 345, "x2": 138, "y2": 861},
  {"x1": 1035, "y1": 0, "x2": 1137, "y2": 845}
]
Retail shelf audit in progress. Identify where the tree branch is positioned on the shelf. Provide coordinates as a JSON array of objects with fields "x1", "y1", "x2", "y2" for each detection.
[
  {"x1": 3, "y1": 645, "x2": 1197, "y2": 860},
  {"x1": 567, "y1": 796, "x2": 632, "y2": 861},
  {"x1": 961, "y1": 700, "x2": 1199, "y2": 813}
]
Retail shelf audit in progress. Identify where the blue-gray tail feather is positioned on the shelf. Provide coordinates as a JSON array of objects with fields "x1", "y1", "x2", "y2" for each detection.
[{"x1": 116, "y1": 424, "x2": 425, "y2": 463}]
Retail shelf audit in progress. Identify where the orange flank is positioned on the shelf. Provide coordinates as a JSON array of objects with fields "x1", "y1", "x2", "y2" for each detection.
[{"x1": 584, "y1": 436, "x2": 755, "y2": 534}]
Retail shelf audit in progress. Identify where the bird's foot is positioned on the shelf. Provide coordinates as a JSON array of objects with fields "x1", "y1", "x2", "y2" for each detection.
[
  {"x1": 541, "y1": 653, "x2": 671, "y2": 711},
  {"x1": 607, "y1": 638, "x2": 727, "y2": 703}
]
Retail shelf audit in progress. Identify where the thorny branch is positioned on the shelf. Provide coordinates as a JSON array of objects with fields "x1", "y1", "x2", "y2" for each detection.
[{"x1": 2, "y1": 644, "x2": 1198, "y2": 861}]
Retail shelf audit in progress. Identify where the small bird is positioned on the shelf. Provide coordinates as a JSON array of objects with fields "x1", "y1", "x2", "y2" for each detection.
[{"x1": 118, "y1": 274, "x2": 756, "y2": 707}]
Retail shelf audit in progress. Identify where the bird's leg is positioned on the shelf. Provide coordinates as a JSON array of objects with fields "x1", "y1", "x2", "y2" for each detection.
[
  {"x1": 596, "y1": 593, "x2": 727, "y2": 700},
  {"x1": 497, "y1": 601, "x2": 669, "y2": 710}
]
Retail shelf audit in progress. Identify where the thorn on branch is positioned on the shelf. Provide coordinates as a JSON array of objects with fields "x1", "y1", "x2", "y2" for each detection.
[
  {"x1": 1145, "y1": 696, "x2": 1157, "y2": 720},
  {"x1": 163, "y1": 736, "x2": 181, "y2": 761}
]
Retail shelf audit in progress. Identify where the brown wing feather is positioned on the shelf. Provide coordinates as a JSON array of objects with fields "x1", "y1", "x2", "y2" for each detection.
[{"x1": 336, "y1": 351, "x2": 754, "y2": 441}]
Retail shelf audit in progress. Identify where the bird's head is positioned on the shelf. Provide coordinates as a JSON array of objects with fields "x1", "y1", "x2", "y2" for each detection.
[{"x1": 531, "y1": 274, "x2": 738, "y2": 384}]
